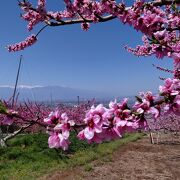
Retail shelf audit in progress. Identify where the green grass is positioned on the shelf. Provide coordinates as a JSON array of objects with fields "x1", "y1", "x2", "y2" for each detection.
[
  {"x1": 0, "y1": 132, "x2": 144, "y2": 180},
  {"x1": 84, "y1": 163, "x2": 93, "y2": 172}
]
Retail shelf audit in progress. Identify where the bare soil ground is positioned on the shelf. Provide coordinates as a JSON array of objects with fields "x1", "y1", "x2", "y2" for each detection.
[{"x1": 42, "y1": 134, "x2": 180, "y2": 180}]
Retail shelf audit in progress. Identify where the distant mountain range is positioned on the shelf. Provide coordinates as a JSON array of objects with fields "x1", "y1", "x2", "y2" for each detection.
[{"x1": 0, "y1": 85, "x2": 115, "y2": 102}]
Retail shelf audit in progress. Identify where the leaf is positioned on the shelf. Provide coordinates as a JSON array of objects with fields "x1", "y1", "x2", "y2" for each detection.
[
  {"x1": 171, "y1": 3, "x2": 178, "y2": 12},
  {"x1": 0, "y1": 101, "x2": 7, "y2": 114}
]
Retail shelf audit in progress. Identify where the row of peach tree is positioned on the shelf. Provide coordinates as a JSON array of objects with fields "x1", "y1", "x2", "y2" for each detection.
[{"x1": 0, "y1": 0, "x2": 180, "y2": 149}]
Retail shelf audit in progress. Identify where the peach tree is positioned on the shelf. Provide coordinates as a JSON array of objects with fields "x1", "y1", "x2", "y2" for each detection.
[{"x1": 0, "y1": 0, "x2": 179, "y2": 149}]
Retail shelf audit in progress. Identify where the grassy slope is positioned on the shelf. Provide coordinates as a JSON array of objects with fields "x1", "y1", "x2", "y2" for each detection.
[{"x1": 0, "y1": 132, "x2": 144, "y2": 180}]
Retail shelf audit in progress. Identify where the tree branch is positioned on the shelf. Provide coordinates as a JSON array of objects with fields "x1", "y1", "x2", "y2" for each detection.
[
  {"x1": 47, "y1": 15, "x2": 116, "y2": 27},
  {"x1": 18, "y1": 0, "x2": 180, "y2": 31},
  {"x1": 3, "y1": 123, "x2": 32, "y2": 142},
  {"x1": 149, "y1": 0, "x2": 180, "y2": 6}
]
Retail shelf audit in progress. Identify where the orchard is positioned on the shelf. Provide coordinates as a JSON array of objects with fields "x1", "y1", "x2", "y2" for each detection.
[{"x1": 0, "y1": 0, "x2": 179, "y2": 152}]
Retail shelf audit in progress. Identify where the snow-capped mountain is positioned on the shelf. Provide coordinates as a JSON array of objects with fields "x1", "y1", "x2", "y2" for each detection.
[{"x1": 0, "y1": 85, "x2": 113, "y2": 101}]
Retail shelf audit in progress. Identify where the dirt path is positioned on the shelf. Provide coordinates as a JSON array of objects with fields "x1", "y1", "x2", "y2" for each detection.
[{"x1": 42, "y1": 135, "x2": 180, "y2": 180}]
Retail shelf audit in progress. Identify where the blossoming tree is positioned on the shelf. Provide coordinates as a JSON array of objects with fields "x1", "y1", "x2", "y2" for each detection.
[{"x1": 1, "y1": 0, "x2": 179, "y2": 150}]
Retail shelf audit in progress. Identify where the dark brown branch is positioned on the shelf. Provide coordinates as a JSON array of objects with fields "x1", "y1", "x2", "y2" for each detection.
[
  {"x1": 19, "y1": 0, "x2": 180, "y2": 29},
  {"x1": 149, "y1": 0, "x2": 180, "y2": 6},
  {"x1": 36, "y1": 24, "x2": 48, "y2": 37},
  {"x1": 47, "y1": 15, "x2": 116, "y2": 27},
  {"x1": 44, "y1": 0, "x2": 180, "y2": 27},
  {"x1": 1, "y1": 111, "x2": 48, "y2": 128},
  {"x1": 14, "y1": 114, "x2": 47, "y2": 127}
]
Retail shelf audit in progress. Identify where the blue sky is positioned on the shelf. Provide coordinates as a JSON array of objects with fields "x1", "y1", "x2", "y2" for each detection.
[{"x1": 0, "y1": 1, "x2": 173, "y2": 96}]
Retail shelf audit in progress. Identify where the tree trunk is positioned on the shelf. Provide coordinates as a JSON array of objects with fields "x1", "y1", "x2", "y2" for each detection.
[{"x1": 0, "y1": 138, "x2": 7, "y2": 148}]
